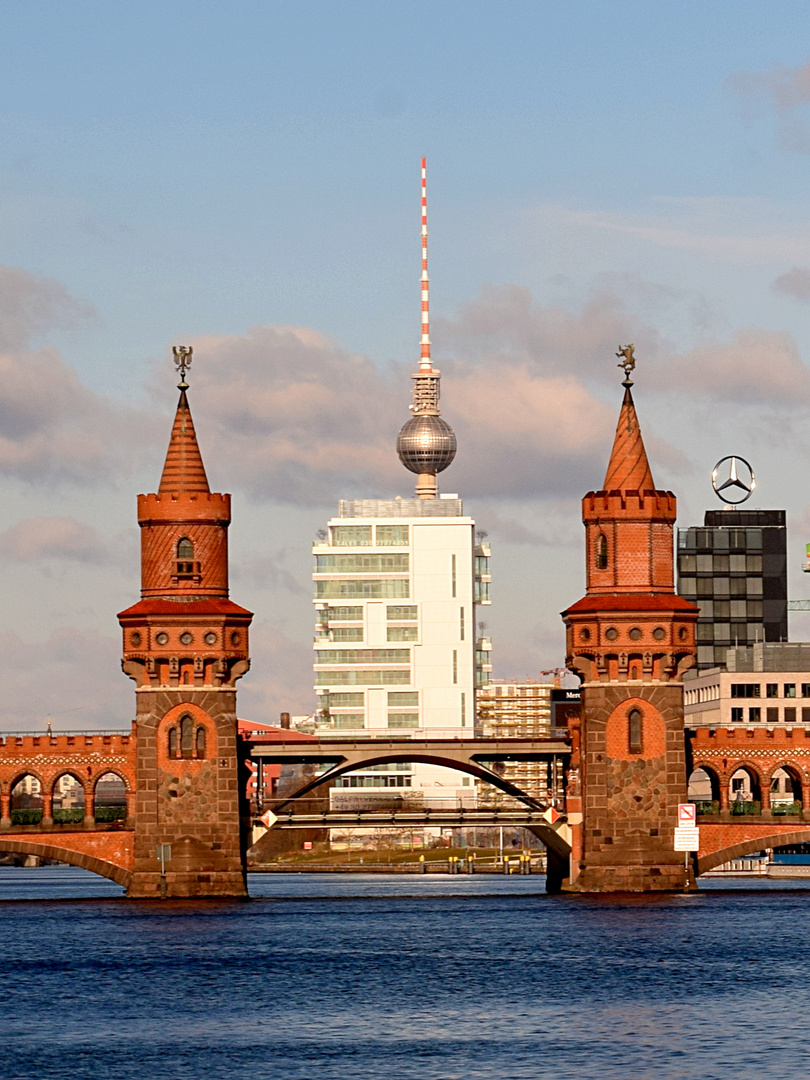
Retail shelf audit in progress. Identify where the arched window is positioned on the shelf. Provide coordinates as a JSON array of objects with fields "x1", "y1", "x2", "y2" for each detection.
[
  {"x1": 596, "y1": 534, "x2": 608, "y2": 570},
  {"x1": 180, "y1": 715, "x2": 193, "y2": 758},
  {"x1": 168, "y1": 728, "x2": 177, "y2": 759},
  {"x1": 628, "y1": 708, "x2": 643, "y2": 754},
  {"x1": 176, "y1": 537, "x2": 197, "y2": 579},
  {"x1": 196, "y1": 727, "x2": 206, "y2": 759}
]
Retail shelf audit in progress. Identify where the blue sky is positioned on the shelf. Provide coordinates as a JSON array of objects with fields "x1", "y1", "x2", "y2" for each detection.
[{"x1": 3, "y1": 1, "x2": 810, "y2": 727}]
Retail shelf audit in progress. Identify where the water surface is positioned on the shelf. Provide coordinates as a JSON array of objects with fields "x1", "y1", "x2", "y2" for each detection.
[{"x1": 1, "y1": 866, "x2": 808, "y2": 1080}]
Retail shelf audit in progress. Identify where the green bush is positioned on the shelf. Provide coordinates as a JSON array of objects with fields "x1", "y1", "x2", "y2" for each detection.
[
  {"x1": 11, "y1": 808, "x2": 43, "y2": 825},
  {"x1": 695, "y1": 800, "x2": 719, "y2": 816},
  {"x1": 772, "y1": 800, "x2": 802, "y2": 816},
  {"x1": 94, "y1": 805, "x2": 126, "y2": 823},
  {"x1": 730, "y1": 800, "x2": 761, "y2": 816},
  {"x1": 53, "y1": 807, "x2": 84, "y2": 824}
]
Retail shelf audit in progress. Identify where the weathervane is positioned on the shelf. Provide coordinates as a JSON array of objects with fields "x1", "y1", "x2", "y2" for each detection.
[
  {"x1": 172, "y1": 345, "x2": 193, "y2": 389},
  {"x1": 616, "y1": 343, "x2": 636, "y2": 386}
]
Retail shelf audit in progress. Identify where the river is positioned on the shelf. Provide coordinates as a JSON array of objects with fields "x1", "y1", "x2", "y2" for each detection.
[{"x1": 2, "y1": 867, "x2": 809, "y2": 1080}]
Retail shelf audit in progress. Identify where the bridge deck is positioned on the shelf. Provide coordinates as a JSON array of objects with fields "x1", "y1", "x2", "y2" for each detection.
[
  {"x1": 267, "y1": 808, "x2": 557, "y2": 829},
  {"x1": 246, "y1": 735, "x2": 571, "y2": 763}
]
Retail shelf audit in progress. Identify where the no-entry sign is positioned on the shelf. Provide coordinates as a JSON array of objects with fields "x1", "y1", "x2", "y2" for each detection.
[{"x1": 678, "y1": 803, "x2": 697, "y2": 826}]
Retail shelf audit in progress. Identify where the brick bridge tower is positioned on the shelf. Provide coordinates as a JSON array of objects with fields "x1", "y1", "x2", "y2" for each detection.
[
  {"x1": 118, "y1": 348, "x2": 253, "y2": 898},
  {"x1": 561, "y1": 355, "x2": 698, "y2": 891}
]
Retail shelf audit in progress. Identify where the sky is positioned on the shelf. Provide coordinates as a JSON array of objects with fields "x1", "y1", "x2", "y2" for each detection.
[{"x1": 3, "y1": 0, "x2": 810, "y2": 730}]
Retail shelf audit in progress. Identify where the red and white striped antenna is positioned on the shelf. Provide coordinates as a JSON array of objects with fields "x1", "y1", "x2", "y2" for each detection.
[{"x1": 419, "y1": 156, "x2": 431, "y2": 372}]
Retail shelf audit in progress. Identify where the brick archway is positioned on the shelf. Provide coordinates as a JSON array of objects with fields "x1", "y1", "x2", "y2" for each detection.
[{"x1": 0, "y1": 833, "x2": 133, "y2": 886}]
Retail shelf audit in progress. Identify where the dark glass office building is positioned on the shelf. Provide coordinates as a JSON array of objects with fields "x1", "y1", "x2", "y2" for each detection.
[{"x1": 677, "y1": 510, "x2": 787, "y2": 670}]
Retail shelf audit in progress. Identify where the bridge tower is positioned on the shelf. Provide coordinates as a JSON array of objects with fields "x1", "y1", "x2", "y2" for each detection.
[
  {"x1": 561, "y1": 359, "x2": 698, "y2": 891},
  {"x1": 118, "y1": 350, "x2": 253, "y2": 898}
]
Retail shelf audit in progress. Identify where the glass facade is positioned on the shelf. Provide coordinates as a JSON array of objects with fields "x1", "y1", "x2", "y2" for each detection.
[
  {"x1": 316, "y1": 579, "x2": 410, "y2": 599},
  {"x1": 677, "y1": 510, "x2": 787, "y2": 670}
]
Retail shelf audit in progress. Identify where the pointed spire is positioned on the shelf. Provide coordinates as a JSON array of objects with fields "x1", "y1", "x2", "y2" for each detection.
[
  {"x1": 602, "y1": 383, "x2": 655, "y2": 492},
  {"x1": 158, "y1": 387, "x2": 210, "y2": 494}
]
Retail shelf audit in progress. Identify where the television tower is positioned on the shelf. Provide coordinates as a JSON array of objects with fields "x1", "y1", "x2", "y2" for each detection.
[{"x1": 396, "y1": 157, "x2": 457, "y2": 498}]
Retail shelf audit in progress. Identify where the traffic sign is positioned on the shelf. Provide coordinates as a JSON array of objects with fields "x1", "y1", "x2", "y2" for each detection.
[
  {"x1": 678, "y1": 803, "x2": 697, "y2": 826},
  {"x1": 258, "y1": 810, "x2": 277, "y2": 828},
  {"x1": 543, "y1": 806, "x2": 561, "y2": 824},
  {"x1": 674, "y1": 826, "x2": 700, "y2": 851}
]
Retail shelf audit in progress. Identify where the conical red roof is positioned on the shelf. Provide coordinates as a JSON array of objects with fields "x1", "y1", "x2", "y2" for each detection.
[
  {"x1": 602, "y1": 384, "x2": 655, "y2": 492},
  {"x1": 158, "y1": 389, "x2": 210, "y2": 494}
]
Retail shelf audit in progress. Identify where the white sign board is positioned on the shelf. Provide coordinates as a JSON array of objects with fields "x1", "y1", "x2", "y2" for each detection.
[
  {"x1": 678, "y1": 803, "x2": 697, "y2": 826},
  {"x1": 674, "y1": 826, "x2": 700, "y2": 851}
]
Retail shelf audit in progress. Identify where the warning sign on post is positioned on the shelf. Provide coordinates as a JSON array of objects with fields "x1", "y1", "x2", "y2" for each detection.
[
  {"x1": 674, "y1": 826, "x2": 700, "y2": 851},
  {"x1": 678, "y1": 803, "x2": 697, "y2": 826}
]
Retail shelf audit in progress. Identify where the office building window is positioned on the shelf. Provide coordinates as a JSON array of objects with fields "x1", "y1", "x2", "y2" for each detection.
[
  {"x1": 802, "y1": 684, "x2": 810, "y2": 698},
  {"x1": 315, "y1": 553, "x2": 409, "y2": 573},
  {"x1": 326, "y1": 607, "x2": 363, "y2": 621},
  {"x1": 387, "y1": 626, "x2": 417, "y2": 641},
  {"x1": 731, "y1": 707, "x2": 743, "y2": 722},
  {"x1": 332, "y1": 627, "x2": 364, "y2": 642},
  {"x1": 766, "y1": 684, "x2": 778, "y2": 698},
  {"x1": 330, "y1": 526, "x2": 372, "y2": 547},
  {"x1": 767, "y1": 707, "x2": 779, "y2": 723},
  {"x1": 387, "y1": 606, "x2": 417, "y2": 621},
  {"x1": 803, "y1": 708, "x2": 810, "y2": 724},
  {"x1": 731, "y1": 684, "x2": 760, "y2": 698},
  {"x1": 389, "y1": 692, "x2": 418, "y2": 706},
  {"x1": 316, "y1": 579, "x2": 410, "y2": 599},
  {"x1": 376, "y1": 525, "x2": 409, "y2": 546},
  {"x1": 785, "y1": 684, "x2": 797, "y2": 698},
  {"x1": 749, "y1": 707, "x2": 761, "y2": 722},
  {"x1": 460, "y1": 607, "x2": 465, "y2": 641},
  {"x1": 461, "y1": 692, "x2": 466, "y2": 727},
  {"x1": 388, "y1": 713, "x2": 419, "y2": 728},
  {"x1": 316, "y1": 670, "x2": 411, "y2": 685},
  {"x1": 452, "y1": 650, "x2": 458, "y2": 684},
  {"x1": 451, "y1": 554, "x2": 456, "y2": 598},
  {"x1": 785, "y1": 707, "x2": 797, "y2": 723},
  {"x1": 316, "y1": 649, "x2": 410, "y2": 664}
]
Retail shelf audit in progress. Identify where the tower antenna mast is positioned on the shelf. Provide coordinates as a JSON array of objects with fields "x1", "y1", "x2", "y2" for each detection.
[{"x1": 420, "y1": 156, "x2": 431, "y2": 373}]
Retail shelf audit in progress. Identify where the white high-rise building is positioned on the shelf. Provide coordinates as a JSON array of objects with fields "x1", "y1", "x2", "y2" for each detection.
[{"x1": 310, "y1": 159, "x2": 491, "y2": 806}]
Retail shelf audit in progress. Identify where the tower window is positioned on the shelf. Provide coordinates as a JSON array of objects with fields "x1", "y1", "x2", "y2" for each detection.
[
  {"x1": 180, "y1": 715, "x2": 193, "y2": 758},
  {"x1": 196, "y1": 727, "x2": 206, "y2": 758},
  {"x1": 168, "y1": 728, "x2": 177, "y2": 758},
  {"x1": 628, "y1": 708, "x2": 643, "y2": 754},
  {"x1": 596, "y1": 534, "x2": 608, "y2": 570},
  {"x1": 175, "y1": 537, "x2": 199, "y2": 579}
]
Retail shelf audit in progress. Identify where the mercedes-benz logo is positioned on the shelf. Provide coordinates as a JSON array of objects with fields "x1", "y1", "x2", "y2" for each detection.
[{"x1": 711, "y1": 456, "x2": 756, "y2": 505}]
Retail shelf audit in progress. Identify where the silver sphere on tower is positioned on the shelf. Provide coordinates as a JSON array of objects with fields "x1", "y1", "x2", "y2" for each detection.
[{"x1": 396, "y1": 414, "x2": 457, "y2": 475}]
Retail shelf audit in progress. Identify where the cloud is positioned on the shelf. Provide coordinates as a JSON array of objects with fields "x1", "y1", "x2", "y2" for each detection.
[
  {"x1": 730, "y1": 59, "x2": 810, "y2": 153},
  {"x1": 773, "y1": 266, "x2": 810, "y2": 302},
  {"x1": 238, "y1": 623, "x2": 316, "y2": 720},
  {"x1": 0, "y1": 517, "x2": 109, "y2": 564},
  {"x1": 0, "y1": 263, "x2": 158, "y2": 486},
  {"x1": 0, "y1": 265, "x2": 94, "y2": 353},
  {"x1": 179, "y1": 317, "x2": 628, "y2": 504},
  {"x1": 0, "y1": 628, "x2": 131, "y2": 731},
  {"x1": 658, "y1": 329, "x2": 810, "y2": 406}
]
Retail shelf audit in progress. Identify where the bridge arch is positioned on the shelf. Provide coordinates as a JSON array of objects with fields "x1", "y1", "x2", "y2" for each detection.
[
  {"x1": 269, "y1": 749, "x2": 571, "y2": 859},
  {"x1": 0, "y1": 837, "x2": 131, "y2": 887},
  {"x1": 274, "y1": 751, "x2": 549, "y2": 811},
  {"x1": 697, "y1": 829, "x2": 810, "y2": 876},
  {"x1": 688, "y1": 764, "x2": 721, "y2": 804}
]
